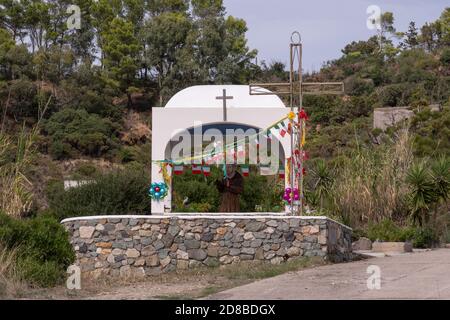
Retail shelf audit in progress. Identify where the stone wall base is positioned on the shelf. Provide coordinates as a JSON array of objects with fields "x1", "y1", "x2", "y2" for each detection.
[{"x1": 61, "y1": 215, "x2": 352, "y2": 278}]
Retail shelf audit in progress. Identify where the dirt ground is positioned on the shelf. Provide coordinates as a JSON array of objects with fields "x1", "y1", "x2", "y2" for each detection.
[{"x1": 17, "y1": 257, "x2": 327, "y2": 300}]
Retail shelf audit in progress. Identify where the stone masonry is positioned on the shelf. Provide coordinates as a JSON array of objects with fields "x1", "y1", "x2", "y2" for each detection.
[{"x1": 61, "y1": 215, "x2": 352, "y2": 278}]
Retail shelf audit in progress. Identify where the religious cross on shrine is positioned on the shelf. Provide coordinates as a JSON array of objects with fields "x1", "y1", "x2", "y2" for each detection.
[
  {"x1": 216, "y1": 89, "x2": 234, "y2": 121},
  {"x1": 249, "y1": 31, "x2": 345, "y2": 216}
]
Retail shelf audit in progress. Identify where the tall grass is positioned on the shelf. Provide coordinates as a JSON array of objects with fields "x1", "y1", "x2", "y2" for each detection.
[
  {"x1": 0, "y1": 92, "x2": 51, "y2": 217},
  {"x1": 330, "y1": 130, "x2": 413, "y2": 227},
  {"x1": 0, "y1": 245, "x2": 24, "y2": 298}
]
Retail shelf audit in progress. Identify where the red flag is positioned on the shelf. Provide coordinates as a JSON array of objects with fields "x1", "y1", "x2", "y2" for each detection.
[
  {"x1": 174, "y1": 165, "x2": 184, "y2": 175},
  {"x1": 192, "y1": 164, "x2": 201, "y2": 174},
  {"x1": 202, "y1": 166, "x2": 211, "y2": 177},
  {"x1": 241, "y1": 166, "x2": 249, "y2": 177}
]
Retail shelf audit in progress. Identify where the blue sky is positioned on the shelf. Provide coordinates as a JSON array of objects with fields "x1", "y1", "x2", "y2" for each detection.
[{"x1": 223, "y1": 0, "x2": 448, "y2": 72}]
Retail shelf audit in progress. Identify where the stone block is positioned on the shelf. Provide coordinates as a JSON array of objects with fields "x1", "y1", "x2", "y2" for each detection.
[
  {"x1": 352, "y1": 237, "x2": 372, "y2": 251},
  {"x1": 79, "y1": 226, "x2": 95, "y2": 239},
  {"x1": 372, "y1": 241, "x2": 412, "y2": 253}
]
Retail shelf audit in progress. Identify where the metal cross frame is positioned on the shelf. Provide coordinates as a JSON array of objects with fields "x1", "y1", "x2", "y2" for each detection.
[{"x1": 249, "y1": 31, "x2": 344, "y2": 216}]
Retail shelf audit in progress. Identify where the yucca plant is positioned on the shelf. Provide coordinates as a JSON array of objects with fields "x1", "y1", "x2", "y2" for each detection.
[
  {"x1": 406, "y1": 161, "x2": 436, "y2": 226},
  {"x1": 311, "y1": 159, "x2": 334, "y2": 210},
  {"x1": 429, "y1": 157, "x2": 450, "y2": 232}
]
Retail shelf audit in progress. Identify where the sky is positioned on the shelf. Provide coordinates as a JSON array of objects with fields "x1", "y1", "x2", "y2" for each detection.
[{"x1": 223, "y1": 0, "x2": 448, "y2": 72}]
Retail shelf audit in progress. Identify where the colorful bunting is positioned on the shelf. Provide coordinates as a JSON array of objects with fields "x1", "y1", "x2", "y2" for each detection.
[
  {"x1": 279, "y1": 168, "x2": 285, "y2": 179},
  {"x1": 202, "y1": 166, "x2": 211, "y2": 177},
  {"x1": 241, "y1": 165, "x2": 249, "y2": 177},
  {"x1": 192, "y1": 164, "x2": 202, "y2": 174},
  {"x1": 173, "y1": 165, "x2": 184, "y2": 175}
]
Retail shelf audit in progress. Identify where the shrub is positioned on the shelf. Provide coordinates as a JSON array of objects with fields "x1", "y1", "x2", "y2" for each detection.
[
  {"x1": 44, "y1": 108, "x2": 120, "y2": 159},
  {"x1": 46, "y1": 168, "x2": 152, "y2": 220},
  {"x1": 367, "y1": 219, "x2": 403, "y2": 242},
  {"x1": 366, "y1": 219, "x2": 439, "y2": 248},
  {"x1": 0, "y1": 212, "x2": 75, "y2": 287}
]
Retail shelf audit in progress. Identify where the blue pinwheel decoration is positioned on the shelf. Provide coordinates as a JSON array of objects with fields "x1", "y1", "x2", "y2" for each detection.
[{"x1": 149, "y1": 182, "x2": 168, "y2": 200}]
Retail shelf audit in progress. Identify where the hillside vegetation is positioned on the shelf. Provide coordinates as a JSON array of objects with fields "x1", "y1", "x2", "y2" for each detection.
[{"x1": 0, "y1": 1, "x2": 449, "y2": 293}]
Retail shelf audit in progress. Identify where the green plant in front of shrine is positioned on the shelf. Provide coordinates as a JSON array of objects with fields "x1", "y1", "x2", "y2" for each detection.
[
  {"x1": 45, "y1": 168, "x2": 152, "y2": 220},
  {"x1": 0, "y1": 212, "x2": 75, "y2": 288}
]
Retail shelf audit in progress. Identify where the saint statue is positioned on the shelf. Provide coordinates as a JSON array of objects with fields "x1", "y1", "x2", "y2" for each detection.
[{"x1": 215, "y1": 164, "x2": 244, "y2": 212}]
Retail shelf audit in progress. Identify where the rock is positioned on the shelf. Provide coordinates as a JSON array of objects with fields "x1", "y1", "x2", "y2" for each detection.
[
  {"x1": 255, "y1": 248, "x2": 264, "y2": 260},
  {"x1": 78, "y1": 243, "x2": 88, "y2": 254},
  {"x1": 107, "y1": 254, "x2": 115, "y2": 264},
  {"x1": 168, "y1": 226, "x2": 180, "y2": 236},
  {"x1": 309, "y1": 226, "x2": 320, "y2": 234},
  {"x1": 115, "y1": 223, "x2": 125, "y2": 231},
  {"x1": 243, "y1": 232, "x2": 255, "y2": 240},
  {"x1": 112, "y1": 248, "x2": 123, "y2": 256},
  {"x1": 207, "y1": 246, "x2": 219, "y2": 257},
  {"x1": 139, "y1": 230, "x2": 152, "y2": 237},
  {"x1": 184, "y1": 239, "x2": 200, "y2": 249},
  {"x1": 134, "y1": 258, "x2": 146, "y2": 267},
  {"x1": 160, "y1": 256, "x2": 171, "y2": 268},
  {"x1": 219, "y1": 255, "x2": 233, "y2": 264},
  {"x1": 153, "y1": 240, "x2": 165, "y2": 250},
  {"x1": 372, "y1": 241, "x2": 412, "y2": 253},
  {"x1": 204, "y1": 257, "x2": 219, "y2": 267},
  {"x1": 96, "y1": 242, "x2": 112, "y2": 249},
  {"x1": 245, "y1": 222, "x2": 265, "y2": 232},
  {"x1": 132, "y1": 267, "x2": 145, "y2": 279},
  {"x1": 287, "y1": 247, "x2": 301, "y2": 256},
  {"x1": 229, "y1": 248, "x2": 241, "y2": 256},
  {"x1": 177, "y1": 260, "x2": 189, "y2": 270},
  {"x1": 95, "y1": 224, "x2": 105, "y2": 231},
  {"x1": 188, "y1": 249, "x2": 207, "y2": 261},
  {"x1": 318, "y1": 234, "x2": 327, "y2": 245},
  {"x1": 119, "y1": 265, "x2": 131, "y2": 277},
  {"x1": 79, "y1": 226, "x2": 95, "y2": 239},
  {"x1": 241, "y1": 247, "x2": 255, "y2": 255},
  {"x1": 141, "y1": 245, "x2": 156, "y2": 256},
  {"x1": 126, "y1": 248, "x2": 140, "y2": 258},
  {"x1": 216, "y1": 227, "x2": 228, "y2": 235},
  {"x1": 146, "y1": 255, "x2": 160, "y2": 267},
  {"x1": 266, "y1": 220, "x2": 278, "y2": 227},
  {"x1": 201, "y1": 233, "x2": 214, "y2": 242},
  {"x1": 352, "y1": 237, "x2": 372, "y2": 251},
  {"x1": 270, "y1": 257, "x2": 284, "y2": 265},
  {"x1": 176, "y1": 249, "x2": 189, "y2": 260},
  {"x1": 114, "y1": 255, "x2": 126, "y2": 262}
]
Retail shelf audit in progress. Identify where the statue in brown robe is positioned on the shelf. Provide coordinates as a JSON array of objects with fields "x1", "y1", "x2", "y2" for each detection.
[{"x1": 215, "y1": 165, "x2": 244, "y2": 212}]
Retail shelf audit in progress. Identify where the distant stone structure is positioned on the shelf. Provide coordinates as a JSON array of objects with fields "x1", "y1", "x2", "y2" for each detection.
[
  {"x1": 63, "y1": 180, "x2": 94, "y2": 191},
  {"x1": 373, "y1": 105, "x2": 441, "y2": 131},
  {"x1": 62, "y1": 215, "x2": 352, "y2": 278}
]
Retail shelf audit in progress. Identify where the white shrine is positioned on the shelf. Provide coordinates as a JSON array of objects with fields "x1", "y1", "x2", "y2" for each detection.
[{"x1": 151, "y1": 85, "x2": 294, "y2": 214}]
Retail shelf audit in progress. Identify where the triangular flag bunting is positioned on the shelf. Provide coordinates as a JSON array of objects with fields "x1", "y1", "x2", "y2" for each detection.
[
  {"x1": 202, "y1": 166, "x2": 211, "y2": 177},
  {"x1": 174, "y1": 165, "x2": 184, "y2": 175},
  {"x1": 279, "y1": 168, "x2": 285, "y2": 179},
  {"x1": 241, "y1": 166, "x2": 249, "y2": 177},
  {"x1": 192, "y1": 164, "x2": 202, "y2": 174}
]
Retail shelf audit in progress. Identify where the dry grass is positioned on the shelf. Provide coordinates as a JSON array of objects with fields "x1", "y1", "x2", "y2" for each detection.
[
  {"x1": 0, "y1": 245, "x2": 26, "y2": 299},
  {"x1": 0, "y1": 91, "x2": 51, "y2": 218},
  {"x1": 331, "y1": 129, "x2": 413, "y2": 227}
]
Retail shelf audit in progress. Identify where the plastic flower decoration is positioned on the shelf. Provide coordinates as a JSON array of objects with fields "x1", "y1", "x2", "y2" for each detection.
[
  {"x1": 149, "y1": 182, "x2": 168, "y2": 200},
  {"x1": 288, "y1": 111, "x2": 296, "y2": 120},
  {"x1": 283, "y1": 187, "x2": 300, "y2": 204}
]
